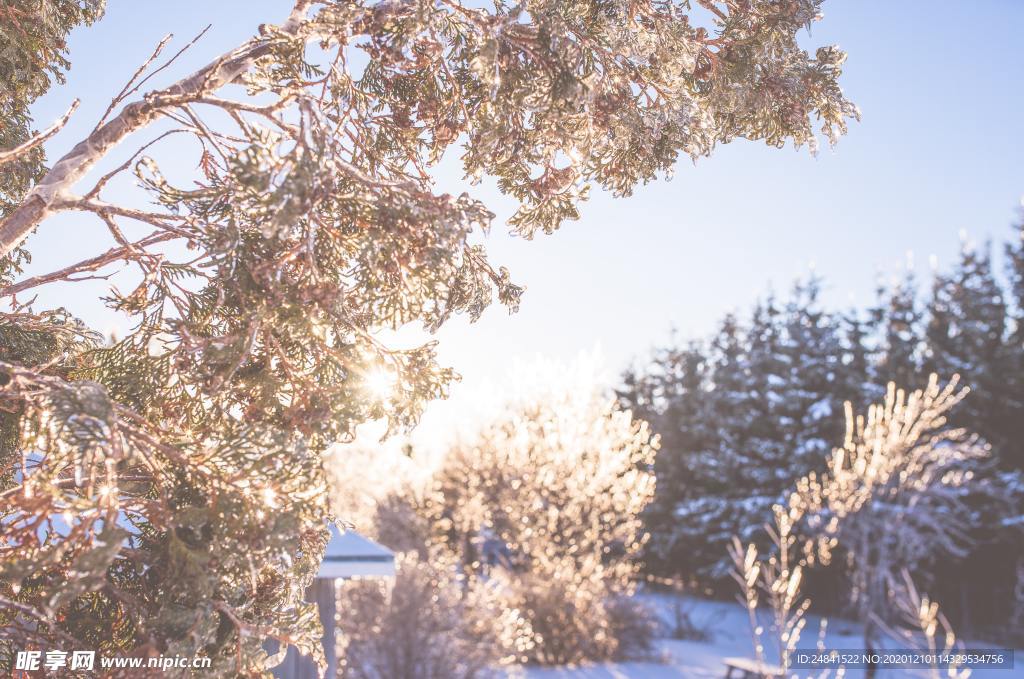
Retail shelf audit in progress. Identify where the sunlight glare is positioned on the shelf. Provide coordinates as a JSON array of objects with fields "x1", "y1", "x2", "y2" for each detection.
[{"x1": 364, "y1": 366, "x2": 397, "y2": 401}]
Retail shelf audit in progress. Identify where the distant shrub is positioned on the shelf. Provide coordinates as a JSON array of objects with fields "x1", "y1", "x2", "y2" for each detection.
[
  {"x1": 664, "y1": 597, "x2": 709, "y2": 642},
  {"x1": 606, "y1": 595, "x2": 663, "y2": 661},
  {"x1": 336, "y1": 552, "x2": 530, "y2": 679},
  {"x1": 425, "y1": 385, "x2": 659, "y2": 664},
  {"x1": 334, "y1": 378, "x2": 662, "y2": 668}
]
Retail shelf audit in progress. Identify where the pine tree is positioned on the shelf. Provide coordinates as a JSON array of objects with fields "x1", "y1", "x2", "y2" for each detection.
[
  {"x1": 732, "y1": 296, "x2": 789, "y2": 519},
  {"x1": 619, "y1": 340, "x2": 712, "y2": 573},
  {"x1": 777, "y1": 275, "x2": 846, "y2": 474},
  {"x1": 663, "y1": 314, "x2": 749, "y2": 579},
  {"x1": 666, "y1": 298, "x2": 793, "y2": 580},
  {"x1": 1009, "y1": 216, "x2": 1024, "y2": 343},
  {"x1": 835, "y1": 305, "x2": 883, "y2": 407},
  {"x1": 924, "y1": 241, "x2": 1010, "y2": 459},
  {"x1": 0, "y1": 0, "x2": 858, "y2": 669},
  {"x1": 1002, "y1": 217, "x2": 1024, "y2": 472},
  {"x1": 627, "y1": 286, "x2": 852, "y2": 581},
  {"x1": 871, "y1": 268, "x2": 926, "y2": 390}
]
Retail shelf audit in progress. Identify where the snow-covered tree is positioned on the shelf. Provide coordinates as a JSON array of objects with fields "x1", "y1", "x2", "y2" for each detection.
[
  {"x1": 620, "y1": 312, "x2": 753, "y2": 579},
  {"x1": 835, "y1": 305, "x2": 882, "y2": 408},
  {"x1": 694, "y1": 298, "x2": 793, "y2": 575},
  {"x1": 1008, "y1": 215, "x2": 1024, "y2": 346},
  {"x1": 426, "y1": 386, "x2": 658, "y2": 665},
  {"x1": 925, "y1": 242, "x2": 1010, "y2": 454},
  {"x1": 0, "y1": 0, "x2": 858, "y2": 669},
  {"x1": 619, "y1": 339, "x2": 713, "y2": 573},
  {"x1": 789, "y1": 376, "x2": 1002, "y2": 657},
  {"x1": 729, "y1": 376, "x2": 995, "y2": 678},
  {"x1": 336, "y1": 551, "x2": 531, "y2": 679},
  {"x1": 871, "y1": 268, "x2": 926, "y2": 390},
  {"x1": 778, "y1": 276, "x2": 847, "y2": 478},
  {"x1": 624, "y1": 284, "x2": 855, "y2": 581},
  {"x1": 1002, "y1": 215, "x2": 1024, "y2": 512}
]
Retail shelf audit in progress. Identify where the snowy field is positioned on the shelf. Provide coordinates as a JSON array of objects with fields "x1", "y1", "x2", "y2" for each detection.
[{"x1": 502, "y1": 595, "x2": 1024, "y2": 679}]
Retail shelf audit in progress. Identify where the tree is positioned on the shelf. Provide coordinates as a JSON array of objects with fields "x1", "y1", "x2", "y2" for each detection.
[
  {"x1": 1008, "y1": 216, "x2": 1024, "y2": 346},
  {"x1": 790, "y1": 376, "x2": 1003, "y2": 666},
  {"x1": 725, "y1": 297, "x2": 791, "y2": 547},
  {"x1": 618, "y1": 339, "x2": 712, "y2": 573},
  {"x1": 871, "y1": 268, "x2": 925, "y2": 390},
  {"x1": 1002, "y1": 217, "x2": 1024, "y2": 472},
  {"x1": 638, "y1": 313, "x2": 750, "y2": 579},
  {"x1": 336, "y1": 551, "x2": 528, "y2": 679},
  {"x1": 0, "y1": 0, "x2": 857, "y2": 671},
  {"x1": 623, "y1": 285, "x2": 852, "y2": 582},
  {"x1": 835, "y1": 305, "x2": 882, "y2": 408},
  {"x1": 0, "y1": 0, "x2": 104, "y2": 283},
  {"x1": 924, "y1": 242, "x2": 1011, "y2": 459},
  {"x1": 777, "y1": 275, "x2": 846, "y2": 475},
  {"x1": 424, "y1": 386, "x2": 658, "y2": 665}
]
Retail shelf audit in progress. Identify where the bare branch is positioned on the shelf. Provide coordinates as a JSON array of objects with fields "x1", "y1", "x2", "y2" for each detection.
[
  {"x1": 0, "y1": 100, "x2": 80, "y2": 168},
  {"x1": 119, "y1": 25, "x2": 214, "y2": 112},
  {"x1": 696, "y1": 0, "x2": 729, "y2": 21},
  {"x1": 92, "y1": 33, "x2": 174, "y2": 134},
  {"x1": 0, "y1": 37, "x2": 273, "y2": 260},
  {"x1": 83, "y1": 129, "x2": 188, "y2": 200},
  {"x1": 0, "y1": 231, "x2": 176, "y2": 299}
]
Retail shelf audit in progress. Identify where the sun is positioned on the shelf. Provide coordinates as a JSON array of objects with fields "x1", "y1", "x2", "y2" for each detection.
[{"x1": 364, "y1": 366, "x2": 397, "y2": 401}]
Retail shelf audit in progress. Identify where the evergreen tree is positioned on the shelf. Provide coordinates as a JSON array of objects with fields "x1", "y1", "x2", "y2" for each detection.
[
  {"x1": 924, "y1": 241, "x2": 1011, "y2": 460},
  {"x1": 777, "y1": 275, "x2": 846, "y2": 474},
  {"x1": 835, "y1": 306, "x2": 883, "y2": 407},
  {"x1": 1009, "y1": 217, "x2": 1024, "y2": 342},
  {"x1": 666, "y1": 314, "x2": 750, "y2": 578},
  {"x1": 619, "y1": 341, "x2": 712, "y2": 572},
  {"x1": 871, "y1": 268, "x2": 926, "y2": 389},
  {"x1": 0, "y1": 0, "x2": 858, "y2": 670},
  {"x1": 1003, "y1": 217, "x2": 1024, "y2": 472},
  {"x1": 735, "y1": 295, "x2": 789, "y2": 495},
  {"x1": 671, "y1": 300, "x2": 792, "y2": 579},
  {"x1": 623, "y1": 217, "x2": 1024, "y2": 611}
]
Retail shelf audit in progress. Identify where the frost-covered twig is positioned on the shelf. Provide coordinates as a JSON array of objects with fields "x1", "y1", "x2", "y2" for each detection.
[{"x1": 872, "y1": 570, "x2": 970, "y2": 679}]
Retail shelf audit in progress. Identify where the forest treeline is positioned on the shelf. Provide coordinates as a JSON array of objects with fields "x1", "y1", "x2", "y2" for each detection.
[{"x1": 619, "y1": 216, "x2": 1024, "y2": 636}]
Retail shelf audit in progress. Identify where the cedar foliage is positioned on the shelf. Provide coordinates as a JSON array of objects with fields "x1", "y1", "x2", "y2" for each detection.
[
  {"x1": 0, "y1": 0, "x2": 856, "y2": 672},
  {"x1": 0, "y1": 0, "x2": 104, "y2": 282}
]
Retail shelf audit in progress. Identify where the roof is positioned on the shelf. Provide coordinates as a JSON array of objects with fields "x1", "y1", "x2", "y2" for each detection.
[{"x1": 317, "y1": 524, "x2": 396, "y2": 579}]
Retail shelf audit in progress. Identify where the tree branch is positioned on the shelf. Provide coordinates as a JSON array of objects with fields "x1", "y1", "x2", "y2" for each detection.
[
  {"x1": 92, "y1": 33, "x2": 174, "y2": 135},
  {"x1": 0, "y1": 231, "x2": 176, "y2": 298},
  {"x1": 0, "y1": 38, "x2": 272, "y2": 261},
  {"x1": 0, "y1": 100, "x2": 80, "y2": 168},
  {"x1": 696, "y1": 0, "x2": 728, "y2": 22},
  {"x1": 0, "y1": 0, "x2": 387, "y2": 262}
]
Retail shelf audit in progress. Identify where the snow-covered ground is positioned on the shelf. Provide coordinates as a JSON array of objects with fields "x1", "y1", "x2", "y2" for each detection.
[{"x1": 502, "y1": 594, "x2": 1023, "y2": 679}]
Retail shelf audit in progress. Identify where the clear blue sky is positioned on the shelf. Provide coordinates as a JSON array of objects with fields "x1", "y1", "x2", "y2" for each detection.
[{"x1": 24, "y1": 1, "x2": 1024, "y2": 440}]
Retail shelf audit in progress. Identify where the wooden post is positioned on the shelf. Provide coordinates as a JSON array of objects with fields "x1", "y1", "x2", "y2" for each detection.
[
  {"x1": 316, "y1": 578, "x2": 338, "y2": 678},
  {"x1": 271, "y1": 578, "x2": 338, "y2": 679}
]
